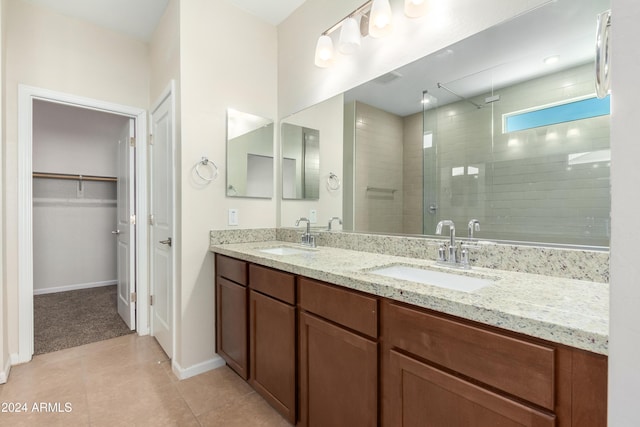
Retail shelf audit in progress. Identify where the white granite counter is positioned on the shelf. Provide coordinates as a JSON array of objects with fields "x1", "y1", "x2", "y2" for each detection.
[{"x1": 210, "y1": 241, "x2": 609, "y2": 355}]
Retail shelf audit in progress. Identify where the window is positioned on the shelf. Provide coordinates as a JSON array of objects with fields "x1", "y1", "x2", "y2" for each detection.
[{"x1": 504, "y1": 95, "x2": 610, "y2": 133}]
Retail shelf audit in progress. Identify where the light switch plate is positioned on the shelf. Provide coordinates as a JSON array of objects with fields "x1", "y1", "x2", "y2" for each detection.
[
  {"x1": 309, "y1": 209, "x2": 317, "y2": 223},
  {"x1": 228, "y1": 208, "x2": 238, "y2": 226}
]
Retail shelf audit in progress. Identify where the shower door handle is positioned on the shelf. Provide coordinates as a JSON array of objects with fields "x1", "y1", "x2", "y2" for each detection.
[
  {"x1": 159, "y1": 237, "x2": 172, "y2": 247},
  {"x1": 595, "y1": 10, "x2": 611, "y2": 99}
]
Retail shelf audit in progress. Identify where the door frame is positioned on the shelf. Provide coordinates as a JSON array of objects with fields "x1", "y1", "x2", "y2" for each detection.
[
  {"x1": 17, "y1": 85, "x2": 149, "y2": 363},
  {"x1": 149, "y1": 81, "x2": 177, "y2": 360}
]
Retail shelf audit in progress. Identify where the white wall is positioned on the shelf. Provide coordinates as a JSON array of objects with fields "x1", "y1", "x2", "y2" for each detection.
[
  {"x1": 33, "y1": 101, "x2": 124, "y2": 176},
  {"x1": 609, "y1": 0, "x2": 640, "y2": 424},
  {"x1": 3, "y1": 0, "x2": 149, "y2": 356},
  {"x1": 177, "y1": 0, "x2": 277, "y2": 370}
]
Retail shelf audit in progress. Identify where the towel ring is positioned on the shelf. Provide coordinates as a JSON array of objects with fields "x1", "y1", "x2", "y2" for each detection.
[
  {"x1": 195, "y1": 157, "x2": 218, "y2": 182},
  {"x1": 327, "y1": 172, "x2": 341, "y2": 191}
]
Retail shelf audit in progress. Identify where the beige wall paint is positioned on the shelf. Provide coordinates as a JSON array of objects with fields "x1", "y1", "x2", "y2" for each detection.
[
  {"x1": 1, "y1": 0, "x2": 8, "y2": 383},
  {"x1": 3, "y1": 0, "x2": 149, "y2": 356},
  {"x1": 150, "y1": 0, "x2": 179, "y2": 103},
  {"x1": 148, "y1": 0, "x2": 181, "y2": 369},
  {"x1": 609, "y1": 0, "x2": 640, "y2": 423},
  {"x1": 178, "y1": 0, "x2": 277, "y2": 369}
]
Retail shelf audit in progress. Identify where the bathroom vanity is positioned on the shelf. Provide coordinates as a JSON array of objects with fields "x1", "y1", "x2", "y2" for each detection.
[{"x1": 212, "y1": 240, "x2": 607, "y2": 427}]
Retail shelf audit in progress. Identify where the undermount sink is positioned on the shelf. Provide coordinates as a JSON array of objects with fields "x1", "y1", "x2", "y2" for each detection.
[
  {"x1": 259, "y1": 246, "x2": 316, "y2": 256},
  {"x1": 368, "y1": 264, "x2": 494, "y2": 293}
]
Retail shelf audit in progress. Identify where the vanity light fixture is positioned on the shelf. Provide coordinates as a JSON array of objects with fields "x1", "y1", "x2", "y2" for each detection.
[
  {"x1": 404, "y1": 0, "x2": 428, "y2": 18},
  {"x1": 315, "y1": 1, "x2": 372, "y2": 67},
  {"x1": 314, "y1": 35, "x2": 335, "y2": 68},
  {"x1": 369, "y1": 0, "x2": 393, "y2": 38},
  {"x1": 338, "y1": 17, "x2": 362, "y2": 54},
  {"x1": 315, "y1": 0, "x2": 429, "y2": 68}
]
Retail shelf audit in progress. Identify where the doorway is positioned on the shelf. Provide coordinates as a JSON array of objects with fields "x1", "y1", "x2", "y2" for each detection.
[
  {"x1": 31, "y1": 100, "x2": 135, "y2": 354},
  {"x1": 17, "y1": 85, "x2": 149, "y2": 363}
]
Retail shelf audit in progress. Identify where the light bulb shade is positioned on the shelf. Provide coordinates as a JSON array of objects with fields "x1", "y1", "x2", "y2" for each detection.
[
  {"x1": 369, "y1": 0, "x2": 393, "y2": 38},
  {"x1": 314, "y1": 35, "x2": 334, "y2": 68},
  {"x1": 404, "y1": 0, "x2": 428, "y2": 18},
  {"x1": 338, "y1": 17, "x2": 361, "y2": 54}
]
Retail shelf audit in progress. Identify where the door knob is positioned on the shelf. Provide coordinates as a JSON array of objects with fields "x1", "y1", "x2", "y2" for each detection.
[
  {"x1": 112, "y1": 230, "x2": 121, "y2": 235},
  {"x1": 159, "y1": 237, "x2": 172, "y2": 247}
]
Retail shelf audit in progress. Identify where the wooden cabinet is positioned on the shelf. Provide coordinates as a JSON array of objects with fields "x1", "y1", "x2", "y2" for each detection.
[
  {"x1": 249, "y1": 265, "x2": 297, "y2": 424},
  {"x1": 215, "y1": 255, "x2": 248, "y2": 379},
  {"x1": 381, "y1": 300, "x2": 607, "y2": 427},
  {"x1": 213, "y1": 254, "x2": 607, "y2": 427},
  {"x1": 298, "y1": 278, "x2": 378, "y2": 427},
  {"x1": 387, "y1": 349, "x2": 554, "y2": 427}
]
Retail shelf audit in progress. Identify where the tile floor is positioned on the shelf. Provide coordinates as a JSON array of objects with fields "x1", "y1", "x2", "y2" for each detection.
[{"x1": 0, "y1": 334, "x2": 290, "y2": 426}]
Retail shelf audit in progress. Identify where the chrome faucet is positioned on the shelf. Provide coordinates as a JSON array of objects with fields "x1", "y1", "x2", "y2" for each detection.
[
  {"x1": 468, "y1": 219, "x2": 480, "y2": 239},
  {"x1": 328, "y1": 216, "x2": 342, "y2": 231},
  {"x1": 435, "y1": 220, "x2": 457, "y2": 264},
  {"x1": 295, "y1": 217, "x2": 316, "y2": 247}
]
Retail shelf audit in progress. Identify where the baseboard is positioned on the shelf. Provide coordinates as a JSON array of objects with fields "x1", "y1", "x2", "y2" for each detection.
[
  {"x1": 1, "y1": 355, "x2": 13, "y2": 384},
  {"x1": 33, "y1": 280, "x2": 118, "y2": 295},
  {"x1": 172, "y1": 355, "x2": 226, "y2": 380}
]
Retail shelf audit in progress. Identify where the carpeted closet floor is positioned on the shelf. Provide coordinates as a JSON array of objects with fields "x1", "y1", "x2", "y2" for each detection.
[{"x1": 34, "y1": 285, "x2": 134, "y2": 355}]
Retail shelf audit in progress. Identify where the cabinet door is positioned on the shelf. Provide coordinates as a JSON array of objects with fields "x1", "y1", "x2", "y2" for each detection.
[
  {"x1": 299, "y1": 312, "x2": 377, "y2": 427},
  {"x1": 249, "y1": 290, "x2": 296, "y2": 424},
  {"x1": 385, "y1": 349, "x2": 555, "y2": 427},
  {"x1": 216, "y1": 277, "x2": 248, "y2": 379}
]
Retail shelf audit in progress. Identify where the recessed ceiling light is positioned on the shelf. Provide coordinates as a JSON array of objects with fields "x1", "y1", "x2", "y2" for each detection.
[{"x1": 544, "y1": 55, "x2": 560, "y2": 65}]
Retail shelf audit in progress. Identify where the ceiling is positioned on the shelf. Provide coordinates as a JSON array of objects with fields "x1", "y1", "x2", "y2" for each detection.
[
  {"x1": 225, "y1": 0, "x2": 307, "y2": 25},
  {"x1": 23, "y1": 0, "x2": 306, "y2": 41}
]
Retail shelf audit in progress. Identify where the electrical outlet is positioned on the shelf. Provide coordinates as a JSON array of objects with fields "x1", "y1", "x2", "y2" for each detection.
[
  {"x1": 309, "y1": 209, "x2": 317, "y2": 223},
  {"x1": 228, "y1": 209, "x2": 238, "y2": 226}
]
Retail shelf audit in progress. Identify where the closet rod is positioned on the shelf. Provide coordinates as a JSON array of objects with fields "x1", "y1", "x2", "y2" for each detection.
[{"x1": 32, "y1": 172, "x2": 117, "y2": 182}]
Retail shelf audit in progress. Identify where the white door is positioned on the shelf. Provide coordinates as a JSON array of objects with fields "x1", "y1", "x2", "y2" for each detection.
[
  {"x1": 115, "y1": 118, "x2": 136, "y2": 329},
  {"x1": 150, "y1": 93, "x2": 174, "y2": 358}
]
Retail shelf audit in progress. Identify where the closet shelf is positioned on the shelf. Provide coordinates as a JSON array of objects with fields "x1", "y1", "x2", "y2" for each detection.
[{"x1": 33, "y1": 172, "x2": 117, "y2": 182}]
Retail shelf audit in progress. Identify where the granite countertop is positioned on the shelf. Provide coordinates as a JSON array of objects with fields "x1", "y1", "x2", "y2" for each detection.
[{"x1": 210, "y1": 240, "x2": 609, "y2": 355}]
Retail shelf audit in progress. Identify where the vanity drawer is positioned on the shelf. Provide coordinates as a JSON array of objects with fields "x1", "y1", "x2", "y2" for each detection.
[
  {"x1": 250, "y1": 264, "x2": 296, "y2": 305},
  {"x1": 384, "y1": 301, "x2": 555, "y2": 410},
  {"x1": 216, "y1": 254, "x2": 247, "y2": 286},
  {"x1": 298, "y1": 277, "x2": 378, "y2": 339}
]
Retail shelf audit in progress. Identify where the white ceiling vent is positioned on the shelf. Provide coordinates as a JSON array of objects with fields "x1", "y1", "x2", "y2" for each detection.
[{"x1": 373, "y1": 71, "x2": 403, "y2": 85}]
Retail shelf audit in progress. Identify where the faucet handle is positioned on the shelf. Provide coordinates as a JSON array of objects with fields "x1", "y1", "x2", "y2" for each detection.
[
  {"x1": 460, "y1": 247, "x2": 470, "y2": 268},
  {"x1": 468, "y1": 219, "x2": 480, "y2": 239}
]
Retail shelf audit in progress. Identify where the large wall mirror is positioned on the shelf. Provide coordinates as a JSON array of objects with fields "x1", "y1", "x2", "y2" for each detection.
[
  {"x1": 284, "y1": 0, "x2": 611, "y2": 248},
  {"x1": 226, "y1": 109, "x2": 274, "y2": 198}
]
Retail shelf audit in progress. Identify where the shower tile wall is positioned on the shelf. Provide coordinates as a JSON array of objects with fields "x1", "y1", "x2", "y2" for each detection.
[
  {"x1": 424, "y1": 63, "x2": 610, "y2": 246},
  {"x1": 402, "y1": 113, "x2": 423, "y2": 235},
  {"x1": 353, "y1": 102, "x2": 404, "y2": 233}
]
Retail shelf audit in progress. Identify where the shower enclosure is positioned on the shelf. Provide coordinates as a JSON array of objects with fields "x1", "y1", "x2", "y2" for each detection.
[{"x1": 422, "y1": 63, "x2": 610, "y2": 246}]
